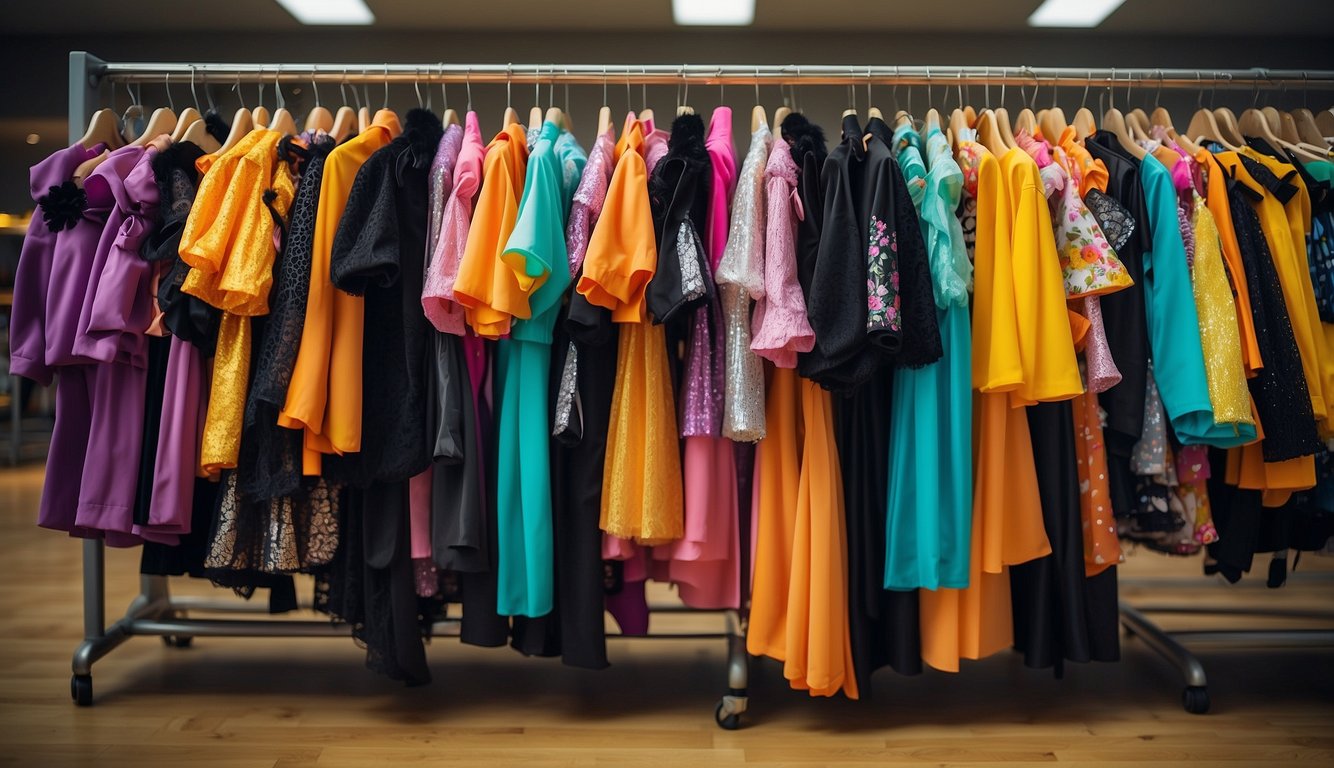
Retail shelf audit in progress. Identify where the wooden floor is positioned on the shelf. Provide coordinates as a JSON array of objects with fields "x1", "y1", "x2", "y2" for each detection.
[{"x1": 0, "y1": 463, "x2": 1331, "y2": 767}]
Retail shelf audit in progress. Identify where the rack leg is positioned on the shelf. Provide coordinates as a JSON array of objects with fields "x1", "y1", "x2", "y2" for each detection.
[
  {"x1": 1119, "y1": 601, "x2": 1210, "y2": 714},
  {"x1": 715, "y1": 612, "x2": 749, "y2": 730}
]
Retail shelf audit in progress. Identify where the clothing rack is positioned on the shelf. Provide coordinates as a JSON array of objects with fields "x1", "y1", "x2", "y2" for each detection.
[{"x1": 60, "y1": 52, "x2": 1334, "y2": 725}]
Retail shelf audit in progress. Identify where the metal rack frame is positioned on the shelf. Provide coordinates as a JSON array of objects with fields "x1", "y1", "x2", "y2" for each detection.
[{"x1": 62, "y1": 52, "x2": 1334, "y2": 725}]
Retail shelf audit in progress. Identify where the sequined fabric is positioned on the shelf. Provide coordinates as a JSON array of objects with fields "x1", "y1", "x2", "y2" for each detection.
[
  {"x1": 426, "y1": 123, "x2": 464, "y2": 270},
  {"x1": 551, "y1": 342, "x2": 580, "y2": 440},
  {"x1": 1131, "y1": 365, "x2": 1167, "y2": 476},
  {"x1": 600, "y1": 322, "x2": 684, "y2": 545},
  {"x1": 716, "y1": 124, "x2": 772, "y2": 442},
  {"x1": 1190, "y1": 198, "x2": 1253, "y2": 426},
  {"x1": 1077, "y1": 295, "x2": 1122, "y2": 393},
  {"x1": 566, "y1": 129, "x2": 616, "y2": 277},
  {"x1": 423, "y1": 112, "x2": 486, "y2": 335}
]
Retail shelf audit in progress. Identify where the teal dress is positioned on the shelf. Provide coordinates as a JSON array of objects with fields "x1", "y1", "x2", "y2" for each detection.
[
  {"x1": 884, "y1": 123, "x2": 974, "y2": 591},
  {"x1": 1138, "y1": 154, "x2": 1255, "y2": 448},
  {"x1": 497, "y1": 121, "x2": 587, "y2": 617}
]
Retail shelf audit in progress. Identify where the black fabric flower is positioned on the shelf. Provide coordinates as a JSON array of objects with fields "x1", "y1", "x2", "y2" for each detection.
[{"x1": 37, "y1": 180, "x2": 87, "y2": 233}]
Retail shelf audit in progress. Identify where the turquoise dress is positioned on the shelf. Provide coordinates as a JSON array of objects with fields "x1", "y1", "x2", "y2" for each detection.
[
  {"x1": 496, "y1": 120, "x2": 587, "y2": 616},
  {"x1": 884, "y1": 123, "x2": 974, "y2": 591},
  {"x1": 1138, "y1": 154, "x2": 1255, "y2": 448}
]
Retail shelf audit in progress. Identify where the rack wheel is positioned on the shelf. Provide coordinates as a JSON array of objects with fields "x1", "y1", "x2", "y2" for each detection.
[
  {"x1": 1182, "y1": 686, "x2": 1210, "y2": 714},
  {"x1": 162, "y1": 635, "x2": 193, "y2": 648},
  {"x1": 715, "y1": 700, "x2": 742, "y2": 730},
  {"x1": 71, "y1": 674, "x2": 92, "y2": 707}
]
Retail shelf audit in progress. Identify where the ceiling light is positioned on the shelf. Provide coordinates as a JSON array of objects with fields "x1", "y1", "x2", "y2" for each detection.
[
  {"x1": 1027, "y1": 0, "x2": 1126, "y2": 28},
  {"x1": 673, "y1": 0, "x2": 754, "y2": 26},
  {"x1": 274, "y1": 0, "x2": 375, "y2": 25}
]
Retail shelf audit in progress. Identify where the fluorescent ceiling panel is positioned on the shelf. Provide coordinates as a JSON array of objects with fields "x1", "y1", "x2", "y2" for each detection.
[
  {"x1": 673, "y1": 0, "x2": 755, "y2": 26},
  {"x1": 1027, "y1": 0, "x2": 1126, "y2": 27},
  {"x1": 274, "y1": 0, "x2": 375, "y2": 25}
]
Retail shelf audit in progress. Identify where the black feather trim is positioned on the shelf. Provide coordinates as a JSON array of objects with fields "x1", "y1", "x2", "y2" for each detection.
[
  {"x1": 37, "y1": 180, "x2": 86, "y2": 233},
  {"x1": 781, "y1": 113, "x2": 827, "y2": 170}
]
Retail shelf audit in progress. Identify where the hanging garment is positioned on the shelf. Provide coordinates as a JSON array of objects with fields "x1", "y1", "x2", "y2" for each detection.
[
  {"x1": 1190, "y1": 196, "x2": 1254, "y2": 429},
  {"x1": 423, "y1": 111, "x2": 486, "y2": 335},
  {"x1": 751, "y1": 125, "x2": 816, "y2": 367},
  {"x1": 883, "y1": 123, "x2": 973, "y2": 591},
  {"x1": 715, "y1": 120, "x2": 771, "y2": 441},
  {"x1": 452, "y1": 121, "x2": 531, "y2": 337},
  {"x1": 654, "y1": 110, "x2": 743, "y2": 610},
  {"x1": 494, "y1": 120, "x2": 586, "y2": 617},
  {"x1": 280, "y1": 110, "x2": 401, "y2": 473}
]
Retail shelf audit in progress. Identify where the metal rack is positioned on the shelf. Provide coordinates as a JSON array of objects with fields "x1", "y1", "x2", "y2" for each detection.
[{"x1": 62, "y1": 52, "x2": 1334, "y2": 725}]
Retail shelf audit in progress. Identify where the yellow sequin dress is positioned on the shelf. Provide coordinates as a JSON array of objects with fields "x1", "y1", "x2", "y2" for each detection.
[
  {"x1": 179, "y1": 129, "x2": 295, "y2": 472},
  {"x1": 1190, "y1": 197, "x2": 1253, "y2": 427}
]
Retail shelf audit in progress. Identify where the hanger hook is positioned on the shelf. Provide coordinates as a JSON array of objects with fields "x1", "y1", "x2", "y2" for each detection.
[
  {"x1": 1303, "y1": 71, "x2": 1309, "y2": 109},
  {"x1": 755, "y1": 66, "x2": 761, "y2": 106},
  {"x1": 164, "y1": 73, "x2": 175, "y2": 113},
  {"x1": 866, "y1": 66, "x2": 873, "y2": 114},
  {"x1": 507, "y1": 63, "x2": 513, "y2": 107},
  {"x1": 1082, "y1": 70, "x2": 1091, "y2": 109},
  {"x1": 466, "y1": 67, "x2": 473, "y2": 112},
  {"x1": 1196, "y1": 71, "x2": 1204, "y2": 110},
  {"x1": 256, "y1": 71, "x2": 264, "y2": 111},
  {"x1": 1124, "y1": 68, "x2": 1133, "y2": 111},
  {"x1": 383, "y1": 63, "x2": 389, "y2": 110},
  {"x1": 1050, "y1": 70, "x2": 1058, "y2": 110},
  {"x1": 925, "y1": 68, "x2": 931, "y2": 112},
  {"x1": 625, "y1": 68, "x2": 632, "y2": 113},
  {"x1": 643, "y1": 66, "x2": 649, "y2": 112},
  {"x1": 275, "y1": 64, "x2": 285, "y2": 111},
  {"x1": 1154, "y1": 69, "x2": 1164, "y2": 108},
  {"x1": 983, "y1": 66, "x2": 990, "y2": 107},
  {"x1": 311, "y1": 74, "x2": 321, "y2": 110},
  {"x1": 890, "y1": 66, "x2": 899, "y2": 114},
  {"x1": 415, "y1": 68, "x2": 425, "y2": 109},
  {"x1": 602, "y1": 66, "x2": 608, "y2": 107},
  {"x1": 1252, "y1": 72, "x2": 1260, "y2": 109},
  {"x1": 999, "y1": 68, "x2": 1005, "y2": 110},
  {"x1": 549, "y1": 65, "x2": 556, "y2": 109},
  {"x1": 1030, "y1": 68, "x2": 1040, "y2": 111},
  {"x1": 438, "y1": 62, "x2": 447, "y2": 112},
  {"x1": 1108, "y1": 67, "x2": 1115, "y2": 112},
  {"x1": 233, "y1": 71, "x2": 245, "y2": 109},
  {"x1": 535, "y1": 64, "x2": 541, "y2": 106}
]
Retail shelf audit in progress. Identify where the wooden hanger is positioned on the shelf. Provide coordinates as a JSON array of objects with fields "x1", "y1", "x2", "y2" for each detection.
[
  {"x1": 442, "y1": 108, "x2": 459, "y2": 128},
  {"x1": 1239, "y1": 107, "x2": 1283, "y2": 154},
  {"x1": 1015, "y1": 107, "x2": 1037, "y2": 137},
  {"x1": 358, "y1": 106, "x2": 371, "y2": 133},
  {"x1": 640, "y1": 107, "x2": 655, "y2": 124},
  {"x1": 214, "y1": 107, "x2": 254, "y2": 155},
  {"x1": 1073, "y1": 107, "x2": 1097, "y2": 141},
  {"x1": 72, "y1": 150, "x2": 110, "y2": 187},
  {"x1": 949, "y1": 107, "x2": 969, "y2": 150},
  {"x1": 1278, "y1": 110, "x2": 1302, "y2": 145},
  {"x1": 330, "y1": 107, "x2": 356, "y2": 142},
  {"x1": 304, "y1": 78, "x2": 334, "y2": 134},
  {"x1": 252, "y1": 105, "x2": 271, "y2": 130},
  {"x1": 751, "y1": 104, "x2": 767, "y2": 132},
  {"x1": 1292, "y1": 108, "x2": 1327, "y2": 147},
  {"x1": 130, "y1": 107, "x2": 177, "y2": 147},
  {"x1": 596, "y1": 106, "x2": 612, "y2": 136},
  {"x1": 1186, "y1": 106, "x2": 1235, "y2": 150},
  {"x1": 773, "y1": 105, "x2": 791, "y2": 132},
  {"x1": 528, "y1": 106, "x2": 543, "y2": 131},
  {"x1": 924, "y1": 107, "x2": 941, "y2": 131},
  {"x1": 976, "y1": 109, "x2": 1007, "y2": 155},
  {"x1": 993, "y1": 107, "x2": 1018, "y2": 149},
  {"x1": 1041, "y1": 106, "x2": 1069, "y2": 144},
  {"x1": 1127, "y1": 108, "x2": 1150, "y2": 140},
  {"x1": 544, "y1": 106, "x2": 564, "y2": 128},
  {"x1": 1316, "y1": 108, "x2": 1334, "y2": 137},
  {"x1": 1261, "y1": 106, "x2": 1283, "y2": 136},
  {"x1": 171, "y1": 107, "x2": 201, "y2": 142},
  {"x1": 1213, "y1": 107, "x2": 1245, "y2": 146},
  {"x1": 180, "y1": 117, "x2": 221, "y2": 153},
  {"x1": 79, "y1": 108, "x2": 126, "y2": 150},
  {"x1": 1103, "y1": 107, "x2": 1146, "y2": 159}
]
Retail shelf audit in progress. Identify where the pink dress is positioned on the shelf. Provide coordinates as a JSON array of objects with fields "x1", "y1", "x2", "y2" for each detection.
[
  {"x1": 751, "y1": 135, "x2": 815, "y2": 366},
  {"x1": 423, "y1": 112, "x2": 486, "y2": 335}
]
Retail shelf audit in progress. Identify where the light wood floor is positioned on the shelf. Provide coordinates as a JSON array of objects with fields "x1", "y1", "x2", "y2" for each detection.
[{"x1": 0, "y1": 462, "x2": 1331, "y2": 767}]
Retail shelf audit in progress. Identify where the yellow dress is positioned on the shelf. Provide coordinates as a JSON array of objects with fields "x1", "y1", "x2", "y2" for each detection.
[
  {"x1": 583, "y1": 118, "x2": 683, "y2": 545},
  {"x1": 178, "y1": 129, "x2": 294, "y2": 472},
  {"x1": 920, "y1": 140, "x2": 1049, "y2": 673},
  {"x1": 999, "y1": 148, "x2": 1083, "y2": 406},
  {"x1": 452, "y1": 121, "x2": 530, "y2": 338},
  {"x1": 279, "y1": 112, "x2": 400, "y2": 475},
  {"x1": 1190, "y1": 198, "x2": 1253, "y2": 426}
]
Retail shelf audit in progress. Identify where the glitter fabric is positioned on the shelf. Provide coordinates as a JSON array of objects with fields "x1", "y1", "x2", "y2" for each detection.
[
  {"x1": 1071, "y1": 388, "x2": 1123, "y2": 576},
  {"x1": 551, "y1": 341, "x2": 580, "y2": 441},
  {"x1": 1131, "y1": 365, "x2": 1167, "y2": 476},
  {"x1": 676, "y1": 220, "x2": 707, "y2": 303},
  {"x1": 1077, "y1": 295, "x2": 1122, "y2": 393},
  {"x1": 1190, "y1": 197, "x2": 1254, "y2": 427},
  {"x1": 200, "y1": 311, "x2": 250, "y2": 473},
  {"x1": 716, "y1": 124, "x2": 773, "y2": 442},
  {"x1": 599, "y1": 322, "x2": 684, "y2": 545},
  {"x1": 565, "y1": 128, "x2": 616, "y2": 277},
  {"x1": 680, "y1": 296, "x2": 722, "y2": 437},
  {"x1": 425, "y1": 123, "x2": 463, "y2": 269},
  {"x1": 423, "y1": 112, "x2": 486, "y2": 335}
]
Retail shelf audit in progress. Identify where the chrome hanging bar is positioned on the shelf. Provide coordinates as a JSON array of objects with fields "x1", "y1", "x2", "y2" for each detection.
[{"x1": 89, "y1": 61, "x2": 1334, "y2": 90}]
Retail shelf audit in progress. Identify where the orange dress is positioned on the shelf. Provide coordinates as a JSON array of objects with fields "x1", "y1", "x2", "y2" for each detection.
[
  {"x1": 747, "y1": 365, "x2": 800, "y2": 661},
  {"x1": 581, "y1": 119, "x2": 683, "y2": 545},
  {"x1": 452, "y1": 121, "x2": 530, "y2": 338},
  {"x1": 178, "y1": 129, "x2": 294, "y2": 472},
  {"x1": 920, "y1": 139, "x2": 1050, "y2": 673},
  {"x1": 279, "y1": 112, "x2": 401, "y2": 475}
]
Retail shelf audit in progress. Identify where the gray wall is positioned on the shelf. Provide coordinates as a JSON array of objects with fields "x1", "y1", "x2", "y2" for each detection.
[{"x1": 3, "y1": 29, "x2": 1334, "y2": 215}]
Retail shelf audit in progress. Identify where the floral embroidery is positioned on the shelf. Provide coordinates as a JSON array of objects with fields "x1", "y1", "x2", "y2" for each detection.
[{"x1": 866, "y1": 215, "x2": 900, "y2": 332}]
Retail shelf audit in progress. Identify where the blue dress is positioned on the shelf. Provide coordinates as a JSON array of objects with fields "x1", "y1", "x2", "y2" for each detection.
[
  {"x1": 884, "y1": 123, "x2": 974, "y2": 591},
  {"x1": 1137, "y1": 154, "x2": 1255, "y2": 448},
  {"x1": 496, "y1": 121, "x2": 587, "y2": 616}
]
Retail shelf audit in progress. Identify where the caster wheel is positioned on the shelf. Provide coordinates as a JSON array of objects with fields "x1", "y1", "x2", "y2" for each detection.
[
  {"x1": 71, "y1": 674, "x2": 92, "y2": 707},
  {"x1": 715, "y1": 700, "x2": 741, "y2": 731},
  {"x1": 162, "y1": 635, "x2": 193, "y2": 648},
  {"x1": 1182, "y1": 686, "x2": 1210, "y2": 714}
]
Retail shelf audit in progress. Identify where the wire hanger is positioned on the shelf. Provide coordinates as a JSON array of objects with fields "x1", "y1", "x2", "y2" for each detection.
[
  {"x1": 773, "y1": 67, "x2": 792, "y2": 128},
  {"x1": 171, "y1": 70, "x2": 201, "y2": 142},
  {"x1": 130, "y1": 73, "x2": 178, "y2": 147},
  {"x1": 502, "y1": 63, "x2": 519, "y2": 127},
  {"x1": 641, "y1": 67, "x2": 654, "y2": 124},
  {"x1": 267, "y1": 65, "x2": 297, "y2": 136},
  {"x1": 213, "y1": 71, "x2": 254, "y2": 155},
  {"x1": 597, "y1": 66, "x2": 612, "y2": 135},
  {"x1": 1014, "y1": 66, "x2": 1037, "y2": 136},
  {"x1": 529, "y1": 64, "x2": 544, "y2": 130},
  {"x1": 305, "y1": 71, "x2": 333, "y2": 134}
]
